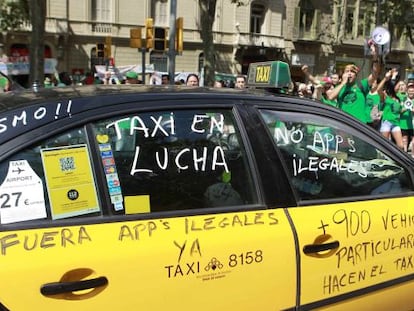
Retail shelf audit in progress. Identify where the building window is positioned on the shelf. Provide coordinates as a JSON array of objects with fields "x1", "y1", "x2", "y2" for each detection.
[
  {"x1": 150, "y1": 51, "x2": 168, "y2": 72},
  {"x1": 250, "y1": 2, "x2": 265, "y2": 34},
  {"x1": 151, "y1": 0, "x2": 169, "y2": 26},
  {"x1": 345, "y1": 5, "x2": 355, "y2": 37},
  {"x1": 357, "y1": 5, "x2": 374, "y2": 38},
  {"x1": 299, "y1": 0, "x2": 314, "y2": 35},
  {"x1": 92, "y1": 0, "x2": 111, "y2": 22},
  {"x1": 339, "y1": 0, "x2": 374, "y2": 39}
]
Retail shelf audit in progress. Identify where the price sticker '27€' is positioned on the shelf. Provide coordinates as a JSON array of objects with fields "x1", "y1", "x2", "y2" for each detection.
[{"x1": 0, "y1": 160, "x2": 47, "y2": 224}]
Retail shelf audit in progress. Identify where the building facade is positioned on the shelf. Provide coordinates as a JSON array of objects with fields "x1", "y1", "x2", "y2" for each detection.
[{"x1": 0, "y1": 0, "x2": 413, "y2": 85}]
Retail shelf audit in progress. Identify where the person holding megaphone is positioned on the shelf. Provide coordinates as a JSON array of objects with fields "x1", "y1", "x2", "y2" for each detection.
[{"x1": 327, "y1": 41, "x2": 381, "y2": 124}]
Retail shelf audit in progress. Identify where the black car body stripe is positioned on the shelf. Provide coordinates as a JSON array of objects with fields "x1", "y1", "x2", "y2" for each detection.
[
  {"x1": 283, "y1": 207, "x2": 302, "y2": 309},
  {"x1": 291, "y1": 272, "x2": 414, "y2": 310}
]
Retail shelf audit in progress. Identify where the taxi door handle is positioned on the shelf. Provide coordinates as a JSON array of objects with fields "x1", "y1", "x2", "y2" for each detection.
[
  {"x1": 40, "y1": 276, "x2": 108, "y2": 296},
  {"x1": 303, "y1": 241, "x2": 339, "y2": 254}
]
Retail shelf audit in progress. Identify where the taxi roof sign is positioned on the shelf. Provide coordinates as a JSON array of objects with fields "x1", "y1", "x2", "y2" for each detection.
[{"x1": 247, "y1": 61, "x2": 291, "y2": 89}]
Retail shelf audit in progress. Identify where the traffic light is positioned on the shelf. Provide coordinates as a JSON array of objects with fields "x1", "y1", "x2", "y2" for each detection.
[
  {"x1": 146, "y1": 18, "x2": 154, "y2": 49},
  {"x1": 130, "y1": 28, "x2": 142, "y2": 48},
  {"x1": 154, "y1": 27, "x2": 167, "y2": 51},
  {"x1": 176, "y1": 17, "x2": 183, "y2": 53},
  {"x1": 96, "y1": 43, "x2": 104, "y2": 58}
]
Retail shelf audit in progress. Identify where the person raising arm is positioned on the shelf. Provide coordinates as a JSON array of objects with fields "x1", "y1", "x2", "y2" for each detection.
[{"x1": 326, "y1": 43, "x2": 381, "y2": 124}]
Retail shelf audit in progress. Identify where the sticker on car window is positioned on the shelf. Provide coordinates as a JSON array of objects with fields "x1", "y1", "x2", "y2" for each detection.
[
  {"x1": 125, "y1": 195, "x2": 150, "y2": 214},
  {"x1": 41, "y1": 144, "x2": 100, "y2": 219},
  {"x1": 0, "y1": 160, "x2": 47, "y2": 224},
  {"x1": 97, "y1": 137, "x2": 124, "y2": 212}
]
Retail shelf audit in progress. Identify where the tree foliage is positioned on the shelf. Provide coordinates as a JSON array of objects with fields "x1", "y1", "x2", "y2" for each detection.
[
  {"x1": 378, "y1": 0, "x2": 414, "y2": 44},
  {"x1": 0, "y1": 0, "x2": 45, "y2": 86},
  {"x1": 0, "y1": 0, "x2": 29, "y2": 31}
]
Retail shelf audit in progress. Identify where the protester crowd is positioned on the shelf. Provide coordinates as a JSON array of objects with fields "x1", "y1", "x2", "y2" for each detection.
[{"x1": 295, "y1": 44, "x2": 414, "y2": 157}]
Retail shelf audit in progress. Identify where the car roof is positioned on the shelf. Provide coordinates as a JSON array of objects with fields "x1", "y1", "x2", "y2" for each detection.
[{"x1": 0, "y1": 84, "x2": 332, "y2": 147}]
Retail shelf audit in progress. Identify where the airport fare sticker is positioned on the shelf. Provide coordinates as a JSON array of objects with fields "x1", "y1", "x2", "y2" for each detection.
[{"x1": 0, "y1": 160, "x2": 46, "y2": 224}]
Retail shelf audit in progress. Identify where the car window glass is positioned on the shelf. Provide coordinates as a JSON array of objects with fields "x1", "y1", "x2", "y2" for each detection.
[
  {"x1": 91, "y1": 109, "x2": 257, "y2": 214},
  {"x1": 259, "y1": 109, "x2": 412, "y2": 201},
  {"x1": 0, "y1": 127, "x2": 102, "y2": 225}
]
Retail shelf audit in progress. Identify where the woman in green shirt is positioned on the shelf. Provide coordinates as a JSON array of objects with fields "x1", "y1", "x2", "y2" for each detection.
[
  {"x1": 378, "y1": 69, "x2": 404, "y2": 150},
  {"x1": 366, "y1": 78, "x2": 382, "y2": 130}
]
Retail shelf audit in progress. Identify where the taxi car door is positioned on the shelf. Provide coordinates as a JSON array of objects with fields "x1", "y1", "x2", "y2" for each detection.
[
  {"x1": 0, "y1": 105, "x2": 297, "y2": 311},
  {"x1": 258, "y1": 108, "x2": 414, "y2": 310}
]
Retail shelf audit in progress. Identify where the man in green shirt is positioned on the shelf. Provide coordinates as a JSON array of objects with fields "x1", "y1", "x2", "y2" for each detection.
[{"x1": 327, "y1": 44, "x2": 381, "y2": 124}]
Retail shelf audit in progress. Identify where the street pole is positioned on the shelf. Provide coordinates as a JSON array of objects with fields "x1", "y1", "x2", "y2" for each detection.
[
  {"x1": 141, "y1": 46, "x2": 146, "y2": 84},
  {"x1": 168, "y1": 0, "x2": 177, "y2": 85},
  {"x1": 376, "y1": 0, "x2": 380, "y2": 25}
]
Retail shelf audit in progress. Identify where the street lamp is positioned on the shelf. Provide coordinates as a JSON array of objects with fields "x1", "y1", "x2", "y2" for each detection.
[{"x1": 376, "y1": 0, "x2": 381, "y2": 25}]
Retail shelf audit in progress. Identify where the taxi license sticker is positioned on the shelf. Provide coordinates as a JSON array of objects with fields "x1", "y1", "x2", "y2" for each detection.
[
  {"x1": 41, "y1": 144, "x2": 100, "y2": 219},
  {"x1": 0, "y1": 160, "x2": 47, "y2": 224},
  {"x1": 98, "y1": 142, "x2": 124, "y2": 211}
]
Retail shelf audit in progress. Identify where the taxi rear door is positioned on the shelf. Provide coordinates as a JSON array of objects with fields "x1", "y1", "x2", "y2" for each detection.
[
  {"x1": 257, "y1": 106, "x2": 414, "y2": 310},
  {"x1": 290, "y1": 197, "x2": 414, "y2": 310}
]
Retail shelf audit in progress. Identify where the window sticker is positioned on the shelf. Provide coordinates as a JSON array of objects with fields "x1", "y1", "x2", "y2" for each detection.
[
  {"x1": 0, "y1": 160, "x2": 47, "y2": 224},
  {"x1": 97, "y1": 135, "x2": 124, "y2": 212},
  {"x1": 124, "y1": 195, "x2": 150, "y2": 214},
  {"x1": 41, "y1": 144, "x2": 100, "y2": 220}
]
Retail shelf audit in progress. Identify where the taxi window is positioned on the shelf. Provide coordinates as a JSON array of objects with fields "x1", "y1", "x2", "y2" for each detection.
[
  {"x1": 259, "y1": 109, "x2": 412, "y2": 201},
  {"x1": 0, "y1": 127, "x2": 102, "y2": 225},
  {"x1": 91, "y1": 109, "x2": 257, "y2": 214}
]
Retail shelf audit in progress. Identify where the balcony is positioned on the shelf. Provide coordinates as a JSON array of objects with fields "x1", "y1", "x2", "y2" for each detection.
[{"x1": 91, "y1": 22, "x2": 112, "y2": 34}]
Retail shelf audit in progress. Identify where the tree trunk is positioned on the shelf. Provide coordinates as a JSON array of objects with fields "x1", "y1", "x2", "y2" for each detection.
[
  {"x1": 199, "y1": 0, "x2": 217, "y2": 87},
  {"x1": 29, "y1": 0, "x2": 46, "y2": 88}
]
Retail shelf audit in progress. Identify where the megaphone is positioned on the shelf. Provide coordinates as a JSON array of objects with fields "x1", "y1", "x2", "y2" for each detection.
[
  {"x1": 365, "y1": 26, "x2": 391, "y2": 56},
  {"x1": 371, "y1": 26, "x2": 391, "y2": 45},
  {"x1": 404, "y1": 99, "x2": 413, "y2": 110}
]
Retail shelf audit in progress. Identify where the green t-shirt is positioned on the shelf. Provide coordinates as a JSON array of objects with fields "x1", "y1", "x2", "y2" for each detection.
[
  {"x1": 399, "y1": 94, "x2": 414, "y2": 130},
  {"x1": 397, "y1": 92, "x2": 407, "y2": 102},
  {"x1": 365, "y1": 92, "x2": 381, "y2": 123},
  {"x1": 320, "y1": 95, "x2": 337, "y2": 107},
  {"x1": 338, "y1": 79, "x2": 370, "y2": 123},
  {"x1": 0, "y1": 77, "x2": 8, "y2": 90},
  {"x1": 382, "y1": 96, "x2": 402, "y2": 126}
]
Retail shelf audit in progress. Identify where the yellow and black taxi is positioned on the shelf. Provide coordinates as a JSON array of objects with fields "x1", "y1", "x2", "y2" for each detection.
[{"x1": 0, "y1": 62, "x2": 414, "y2": 311}]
